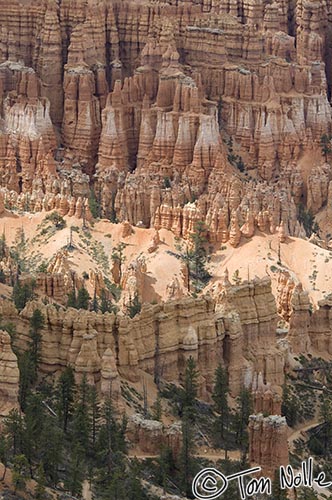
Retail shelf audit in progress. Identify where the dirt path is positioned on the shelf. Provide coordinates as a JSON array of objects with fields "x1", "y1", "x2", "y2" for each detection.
[
  {"x1": 287, "y1": 420, "x2": 330, "y2": 500},
  {"x1": 288, "y1": 419, "x2": 322, "y2": 453},
  {"x1": 128, "y1": 447, "x2": 241, "y2": 462},
  {"x1": 82, "y1": 480, "x2": 92, "y2": 500}
]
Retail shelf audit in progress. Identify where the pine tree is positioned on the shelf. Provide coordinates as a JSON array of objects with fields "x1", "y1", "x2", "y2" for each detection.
[
  {"x1": 158, "y1": 445, "x2": 175, "y2": 494},
  {"x1": 272, "y1": 470, "x2": 288, "y2": 500},
  {"x1": 111, "y1": 243, "x2": 127, "y2": 282},
  {"x1": 23, "y1": 393, "x2": 46, "y2": 470},
  {"x1": 56, "y1": 366, "x2": 76, "y2": 432},
  {"x1": 234, "y1": 386, "x2": 253, "y2": 453},
  {"x1": 298, "y1": 488, "x2": 319, "y2": 499},
  {"x1": 89, "y1": 189, "x2": 101, "y2": 219},
  {"x1": 12, "y1": 280, "x2": 35, "y2": 311},
  {"x1": 212, "y1": 364, "x2": 230, "y2": 449},
  {"x1": 39, "y1": 414, "x2": 63, "y2": 486},
  {"x1": 4, "y1": 409, "x2": 25, "y2": 455},
  {"x1": 176, "y1": 221, "x2": 211, "y2": 293},
  {"x1": 29, "y1": 308, "x2": 44, "y2": 381},
  {"x1": 320, "y1": 134, "x2": 332, "y2": 161},
  {"x1": 181, "y1": 356, "x2": 199, "y2": 421},
  {"x1": 77, "y1": 286, "x2": 90, "y2": 310},
  {"x1": 34, "y1": 464, "x2": 46, "y2": 500},
  {"x1": 67, "y1": 288, "x2": 77, "y2": 308},
  {"x1": 88, "y1": 385, "x2": 100, "y2": 454},
  {"x1": 94, "y1": 400, "x2": 127, "y2": 497},
  {"x1": 92, "y1": 288, "x2": 99, "y2": 312},
  {"x1": 319, "y1": 392, "x2": 332, "y2": 458},
  {"x1": 189, "y1": 221, "x2": 211, "y2": 291},
  {"x1": 180, "y1": 408, "x2": 196, "y2": 498},
  {"x1": 0, "y1": 231, "x2": 6, "y2": 259},
  {"x1": 151, "y1": 393, "x2": 162, "y2": 421},
  {"x1": 18, "y1": 351, "x2": 35, "y2": 410},
  {"x1": 12, "y1": 454, "x2": 29, "y2": 492},
  {"x1": 64, "y1": 445, "x2": 84, "y2": 497},
  {"x1": 0, "y1": 435, "x2": 9, "y2": 481},
  {"x1": 127, "y1": 293, "x2": 142, "y2": 318},
  {"x1": 100, "y1": 288, "x2": 112, "y2": 314},
  {"x1": 100, "y1": 400, "x2": 126, "y2": 460},
  {"x1": 71, "y1": 377, "x2": 91, "y2": 454},
  {"x1": 127, "y1": 460, "x2": 149, "y2": 500},
  {"x1": 281, "y1": 383, "x2": 298, "y2": 427}
]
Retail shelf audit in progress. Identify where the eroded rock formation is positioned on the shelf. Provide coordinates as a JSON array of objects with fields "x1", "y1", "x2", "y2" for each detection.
[
  {"x1": 0, "y1": 276, "x2": 285, "y2": 401},
  {"x1": 0, "y1": 0, "x2": 330, "y2": 244},
  {"x1": 249, "y1": 414, "x2": 289, "y2": 477},
  {"x1": 127, "y1": 414, "x2": 182, "y2": 457},
  {"x1": 0, "y1": 330, "x2": 19, "y2": 415}
]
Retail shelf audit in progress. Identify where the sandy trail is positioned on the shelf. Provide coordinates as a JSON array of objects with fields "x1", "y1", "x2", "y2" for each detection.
[{"x1": 288, "y1": 419, "x2": 322, "y2": 453}]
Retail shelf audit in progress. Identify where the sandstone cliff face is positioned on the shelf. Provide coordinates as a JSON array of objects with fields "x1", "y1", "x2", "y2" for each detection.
[
  {"x1": 0, "y1": 330, "x2": 19, "y2": 415},
  {"x1": 307, "y1": 295, "x2": 332, "y2": 354},
  {"x1": 249, "y1": 414, "x2": 289, "y2": 477},
  {"x1": 0, "y1": 277, "x2": 284, "y2": 401},
  {"x1": 216, "y1": 276, "x2": 285, "y2": 390},
  {"x1": 127, "y1": 414, "x2": 182, "y2": 457},
  {"x1": 0, "y1": 0, "x2": 330, "y2": 244}
]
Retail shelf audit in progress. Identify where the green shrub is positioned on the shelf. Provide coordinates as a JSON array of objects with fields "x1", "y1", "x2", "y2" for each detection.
[{"x1": 45, "y1": 212, "x2": 66, "y2": 230}]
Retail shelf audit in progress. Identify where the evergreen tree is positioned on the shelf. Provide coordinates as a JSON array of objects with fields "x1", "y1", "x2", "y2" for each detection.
[
  {"x1": 39, "y1": 414, "x2": 63, "y2": 486},
  {"x1": 319, "y1": 392, "x2": 332, "y2": 457},
  {"x1": 12, "y1": 280, "x2": 35, "y2": 311},
  {"x1": 127, "y1": 460, "x2": 149, "y2": 500},
  {"x1": 88, "y1": 385, "x2": 100, "y2": 453},
  {"x1": 34, "y1": 464, "x2": 47, "y2": 500},
  {"x1": 77, "y1": 286, "x2": 90, "y2": 310},
  {"x1": 100, "y1": 288, "x2": 112, "y2": 314},
  {"x1": 234, "y1": 386, "x2": 253, "y2": 453},
  {"x1": 298, "y1": 204, "x2": 319, "y2": 238},
  {"x1": 127, "y1": 293, "x2": 142, "y2": 318},
  {"x1": 67, "y1": 288, "x2": 77, "y2": 308},
  {"x1": 0, "y1": 435, "x2": 9, "y2": 481},
  {"x1": 4, "y1": 409, "x2": 25, "y2": 456},
  {"x1": 180, "y1": 356, "x2": 199, "y2": 421},
  {"x1": 272, "y1": 470, "x2": 288, "y2": 500},
  {"x1": 151, "y1": 393, "x2": 162, "y2": 421},
  {"x1": 92, "y1": 288, "x2": 99, "y2": 312},
  {"x1": 71, "y1": 375, "x2": 91, "y2": 454},
  {"x1": 157, "y1": 445, "x2": 176, "y2": 494},
  {"x1": 180, "y1": 408, "x2": 196, "y2": 498},
  {"x1": 89, "y1": 189, "x2": 101, "y2": 219},
  {"x1": 64, "y1": 445, "x2": 84, "y2": 497},
  {"x1": 18, "y1": 351, "x2": 35, "y2": 410},
  {"x1": 281, "y1": 383, "x2": 298, "y2": 427},
  {"x1": 94, "y1": 400, "x2": 127, "y2": 497},
  {"x1": 298, "y1": 489, "x2": 319, "y2": 499},
  {"x1": 320, "y1": 134, "x2": 332, "y2": 161},
  {"x1": 23, "y1": 393, "x2": 45, "y2": 472},
  {"x1": 12, "y1": 454, "x2": 29, "y2": 492},
  {"x1": 100, "y1": 461, "x2": 127, "y2": 499},
  {"x1": 111, "y1": 243, "x2": 127, "y2": 282},
  {"x1": 28, "y1": 308, "x2": 45, "y2": 381},
  {"x1": 175, "y1": 221, "x2": 211, "y2": 293},
  {"x1": 212, "y1": 364, "x2": 230, "y2": 449},
  {"x1": 99, "y1": 400, "x2": 126, "y2": 463},
  {"x1": 56, "y1": 366, "x2": 76, "y2": 432},
  {"x1": 0, "y1": 231, "x2": 6, "y2": 259},
  {"x1": 189, "y1": 221, "x2": 211, "y2": 291},
  {"x1": 0, "y1": 269, "x2": 6, "y2": 284}
]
